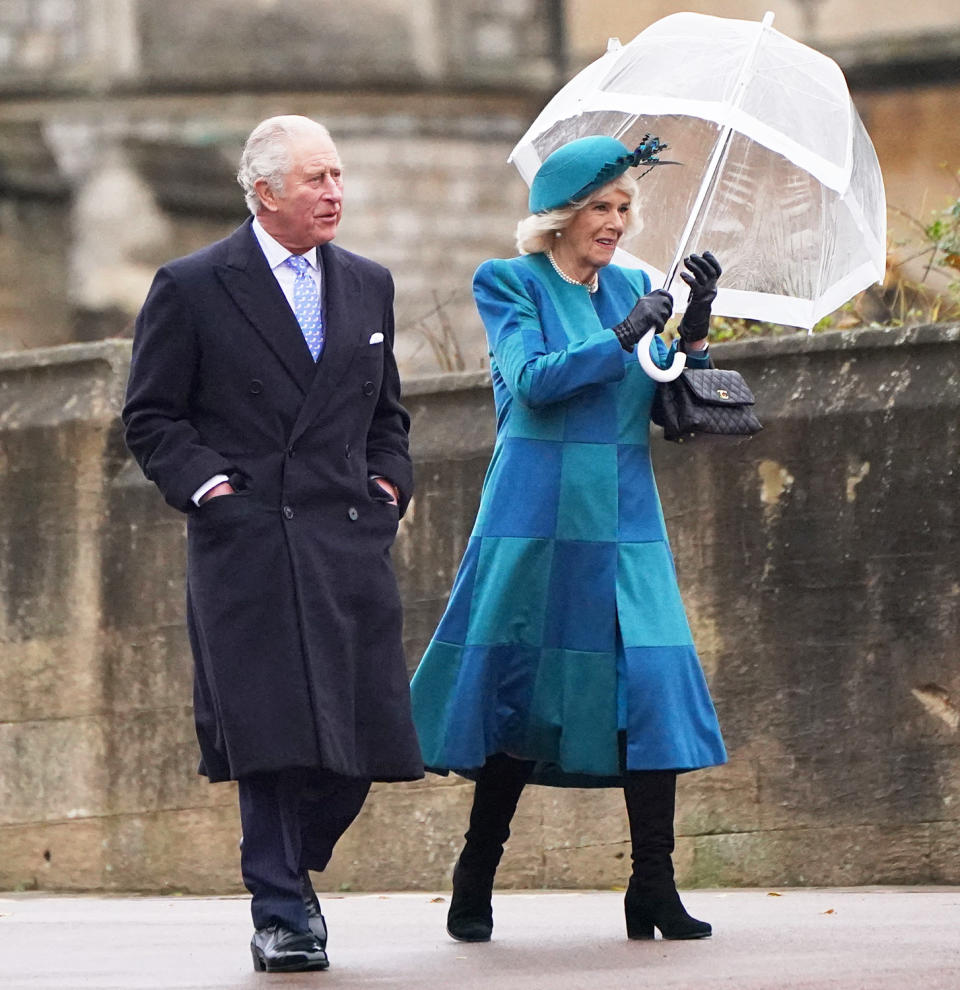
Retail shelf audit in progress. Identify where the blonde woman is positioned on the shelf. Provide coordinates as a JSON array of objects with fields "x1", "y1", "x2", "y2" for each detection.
[{"x1": 411, "y1": 136, "x2": 725, "y2": 943}]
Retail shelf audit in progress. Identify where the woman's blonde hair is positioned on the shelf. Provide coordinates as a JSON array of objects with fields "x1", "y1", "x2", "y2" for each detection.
[{"x1": 515, "y1": 172, "x2": 642, "y2": 256}]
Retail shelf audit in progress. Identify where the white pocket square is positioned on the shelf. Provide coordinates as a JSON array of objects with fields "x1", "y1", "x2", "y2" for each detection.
[{"x1": 368, "y1": 332, "x2": 384, "y2": 344}]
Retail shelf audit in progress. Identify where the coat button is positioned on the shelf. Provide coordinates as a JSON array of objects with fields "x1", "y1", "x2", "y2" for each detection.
[
  {"x1": 250, "y1": 379, "x2": 263, "y2": 395},
  {"x1": 344, "y1": 442, "x2": 351, "y2": 458},
  {"x1": 287, "y1": 446, "x2": 295, "y2": 457},
  {"x1": 347, "y1": 507, "x2": 359, "y2": 521},
  {"x1": 282, "y1": 506, "x2": 294, "y2": 520},
  {"x1": 362, "y1": 381, "x2": 375, "y2": 397}
]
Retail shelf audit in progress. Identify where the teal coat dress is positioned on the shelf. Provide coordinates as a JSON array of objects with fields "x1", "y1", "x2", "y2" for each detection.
[{"x1": 410, "y1": 253, "x2": 726, "y2": 786}]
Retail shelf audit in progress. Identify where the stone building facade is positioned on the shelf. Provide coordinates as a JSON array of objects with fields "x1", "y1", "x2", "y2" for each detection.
[
  {"x1": 1, "y1": 0, "x2": 958, "y2": 366},
  {"x1": 0, "y1": 0, "x2": 562, "y2": 363}
]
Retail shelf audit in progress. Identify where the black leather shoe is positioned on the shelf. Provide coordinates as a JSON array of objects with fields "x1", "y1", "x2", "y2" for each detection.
[
  {"x1": 299, "y1": 870, "x2": 328, "y2": 947},
  {"x1": 250, "y1": 924, "x2": 329, "y2": 972}
]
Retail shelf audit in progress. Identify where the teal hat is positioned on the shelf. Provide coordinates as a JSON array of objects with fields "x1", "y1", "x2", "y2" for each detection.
[{"x1": 528, "y1": 134, "x2": 666, "y2": 213}]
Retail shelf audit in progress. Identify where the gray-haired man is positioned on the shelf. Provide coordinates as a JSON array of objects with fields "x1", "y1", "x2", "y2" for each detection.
[{"x1": 123, "y1": 115, "x2": 423, "y2": 972}]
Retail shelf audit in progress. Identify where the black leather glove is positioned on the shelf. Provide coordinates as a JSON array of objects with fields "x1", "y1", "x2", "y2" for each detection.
[
  {"x1": 612, "y1": 288, "x2": 674, "y2": 351},
  {"x1": 678, "y1": 251, "x2": 721, "y2": 342}
]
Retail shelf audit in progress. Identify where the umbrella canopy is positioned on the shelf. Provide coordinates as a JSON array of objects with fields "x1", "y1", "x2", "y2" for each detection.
[{"x1": 509, "y1": 10, "x2": 886, "y2": 333}]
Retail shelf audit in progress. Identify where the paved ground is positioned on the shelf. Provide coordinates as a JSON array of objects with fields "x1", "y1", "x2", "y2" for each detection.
[{"x1": 3, "y1": 887, "x2": 960, "y2": 989}]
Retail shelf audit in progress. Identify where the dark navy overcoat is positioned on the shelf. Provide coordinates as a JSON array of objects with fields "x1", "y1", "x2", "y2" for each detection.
[{"x1": 123, "y1": 220, "x2": 423, "y2": 784}]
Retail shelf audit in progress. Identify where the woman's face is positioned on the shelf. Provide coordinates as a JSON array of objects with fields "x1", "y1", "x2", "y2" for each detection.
[{"x1": 556, "y1": 186, "x2": 632, "y2": 279}]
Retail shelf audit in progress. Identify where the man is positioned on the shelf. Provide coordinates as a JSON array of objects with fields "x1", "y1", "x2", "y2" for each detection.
[{"x1": 123, "y1": 115, "x2": 423, "y2": 973}]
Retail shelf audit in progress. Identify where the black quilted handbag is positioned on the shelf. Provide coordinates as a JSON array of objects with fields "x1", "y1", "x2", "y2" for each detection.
[{"x1": 651, "y1": 367, "x2": 763, "y2": 443}]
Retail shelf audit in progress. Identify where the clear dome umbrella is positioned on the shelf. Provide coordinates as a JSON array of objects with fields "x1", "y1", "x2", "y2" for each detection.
[{"x1": 509, "y1": 10, "x2": 887, "y2": 381}]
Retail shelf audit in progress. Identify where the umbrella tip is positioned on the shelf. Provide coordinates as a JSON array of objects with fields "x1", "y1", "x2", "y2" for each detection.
[{"x1": 606, "y1": 36, "x2": 622, "y2": 52}]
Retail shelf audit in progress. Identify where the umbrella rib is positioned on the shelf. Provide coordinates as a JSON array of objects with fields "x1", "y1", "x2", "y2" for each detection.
[{"x1": 662, "y1": 10, "x2": 776, "y2": 290}]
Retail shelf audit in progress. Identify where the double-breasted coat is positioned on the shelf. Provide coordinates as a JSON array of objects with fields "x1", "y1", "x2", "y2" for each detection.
[
  {"x1": 410, "y1": 254, "x2": 726, "y2": 786},
  {"x1": 123, "y1": 219, "x2": 424, "y2": 784}
]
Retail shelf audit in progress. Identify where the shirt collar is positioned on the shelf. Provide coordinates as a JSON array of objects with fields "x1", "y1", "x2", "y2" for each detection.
[{"x1": 251, "y1": 216, "x2": 319, "y2": 271}]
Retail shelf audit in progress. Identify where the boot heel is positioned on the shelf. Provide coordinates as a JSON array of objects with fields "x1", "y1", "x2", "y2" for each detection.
[
  {"x1": 625, "y1": 916, "x2": 655, "y2": 940},
  {"x1": 251, "y1": 945, "x2": 266, "y2": 971}
]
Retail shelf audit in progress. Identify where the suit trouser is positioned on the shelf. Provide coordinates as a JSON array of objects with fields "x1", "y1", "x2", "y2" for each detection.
[{"x1": 238, "y1": 768, "x2": 370, "y2": 932}]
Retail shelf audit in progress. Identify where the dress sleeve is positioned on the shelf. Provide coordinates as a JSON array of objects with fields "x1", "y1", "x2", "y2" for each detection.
[
  {"x1": 473, "y1": 259, "x2": 628, "y2": 408},
  {"x1": 681, "y1": 345, "x2": 713, "y2": 369}
]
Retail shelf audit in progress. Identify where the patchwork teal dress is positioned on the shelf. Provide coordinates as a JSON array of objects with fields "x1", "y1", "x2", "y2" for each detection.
[{"x1": 410, "y1": 253, "x2": 726, "y2": 786}]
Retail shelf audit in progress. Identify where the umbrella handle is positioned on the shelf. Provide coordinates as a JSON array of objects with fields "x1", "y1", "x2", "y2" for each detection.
[{"x1": 636, "y1": 328, "x2": 687, "y2": 382}]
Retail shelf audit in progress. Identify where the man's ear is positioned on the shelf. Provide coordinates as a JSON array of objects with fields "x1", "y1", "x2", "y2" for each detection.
[{"x1": 254, "y1": 178, "x2": 279, "y2": 213}]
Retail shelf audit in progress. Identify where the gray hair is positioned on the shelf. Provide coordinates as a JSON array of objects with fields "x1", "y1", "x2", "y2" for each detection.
[
  {"x1": 515, "y1": 173, "x2": 642, "y2": 256},
  {"x1": 237, "y1": 115, "x2": 334, "y2": 216}
]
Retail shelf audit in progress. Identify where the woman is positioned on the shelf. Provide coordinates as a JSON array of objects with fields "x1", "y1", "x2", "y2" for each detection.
[{"x1": 410, "y1": 136, "x2": 726, "y2": 943}]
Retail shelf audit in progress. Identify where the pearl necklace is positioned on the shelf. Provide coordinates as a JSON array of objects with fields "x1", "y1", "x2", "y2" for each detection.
[{"x1": 546, "y1": 250, "x2": 599, "y2": 293}]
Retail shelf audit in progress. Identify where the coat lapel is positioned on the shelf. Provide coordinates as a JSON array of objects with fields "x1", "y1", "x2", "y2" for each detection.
[
  {"x1": 214, "y1": 221, "x2": 316, "y2": 396},
  {"x1": 289, "y1": 242, "x2": 364, "y2": 444}
]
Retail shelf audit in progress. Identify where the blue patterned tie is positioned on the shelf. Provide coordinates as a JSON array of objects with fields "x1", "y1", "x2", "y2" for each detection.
[{"x1": 285, "y1": 255, "x2": 324, "y2": 360}]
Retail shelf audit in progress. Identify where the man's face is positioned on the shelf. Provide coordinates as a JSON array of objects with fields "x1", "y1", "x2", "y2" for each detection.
[{"x1": 257, "y1": 129, "x2": 343, "y2": 253}]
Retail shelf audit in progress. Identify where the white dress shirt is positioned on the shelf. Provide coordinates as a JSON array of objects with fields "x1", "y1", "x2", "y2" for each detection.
[{"x1": 250, "y1": 216, "x2": 324, "y2": 311}]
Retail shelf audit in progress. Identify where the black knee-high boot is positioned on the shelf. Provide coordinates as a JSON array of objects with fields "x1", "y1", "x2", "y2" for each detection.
[
  {"x1": 622, "y1": 770, "x2": 711, "y2": 940},
  {"x1": 447, "y1": 753, "x2": 534, "y2": 942}
]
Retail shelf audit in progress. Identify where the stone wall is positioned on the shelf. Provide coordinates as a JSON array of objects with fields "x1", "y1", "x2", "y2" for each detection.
[{"x1": 1, "y1": 325, "x2": 958, "y2": 893}]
